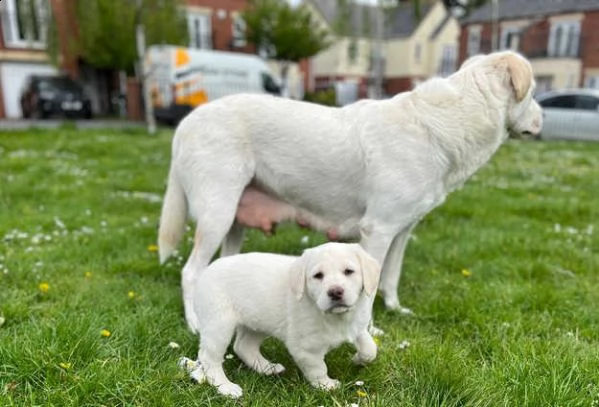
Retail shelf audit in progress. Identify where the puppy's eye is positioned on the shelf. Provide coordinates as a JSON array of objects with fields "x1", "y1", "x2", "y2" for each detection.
[
  {"x1": 344, "y1": 268, "x2": 355, "y2": 276},
  {"x1": 313, "y1": 272, "x2": 324, "y2": 280}
]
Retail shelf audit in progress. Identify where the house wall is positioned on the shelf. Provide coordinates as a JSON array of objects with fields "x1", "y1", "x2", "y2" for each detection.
[
  {"x1": 187, "y1": 0, "x2": 253, "y2": 53},
  {"x1": 581, "y1": 10, "x2": 599, "y2": 86}
]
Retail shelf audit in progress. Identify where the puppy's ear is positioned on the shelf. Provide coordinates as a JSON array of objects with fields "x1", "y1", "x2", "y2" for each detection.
[
  {"x1": 497, "y1": 52, "x2": 532, "y2": 102},
  {"x1": 289, "y1": 253, "x2": 307, "y2": 300},
  {"x1": 351, "y1": 244, "x2": 381, "y2": 297}
]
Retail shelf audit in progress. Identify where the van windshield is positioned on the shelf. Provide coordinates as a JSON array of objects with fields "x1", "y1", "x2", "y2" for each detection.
[{"x1": 261, "y1": 73, "x2": 281, "y2": 95}]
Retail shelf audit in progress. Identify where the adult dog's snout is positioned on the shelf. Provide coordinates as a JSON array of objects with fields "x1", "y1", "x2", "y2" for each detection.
[{"x1": 327, "y1": 286, "x2": 344, "y2": 301}]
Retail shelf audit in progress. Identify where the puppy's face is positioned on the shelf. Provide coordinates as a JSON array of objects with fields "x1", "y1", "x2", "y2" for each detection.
[{"x1": 290, "y1": 243, "x2": 380, "y2": 314}]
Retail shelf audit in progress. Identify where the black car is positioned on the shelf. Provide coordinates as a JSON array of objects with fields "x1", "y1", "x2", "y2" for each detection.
[{"x1": 20, "y1": 75, "x2": 92, "y2": 119}]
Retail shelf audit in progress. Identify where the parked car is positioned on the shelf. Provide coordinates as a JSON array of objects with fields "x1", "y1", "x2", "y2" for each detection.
[
  {"x1": 535, "y1": 89, "x2": 599, "y2": 141},
  {"x1": 20, "y1": 75, "x2": 92, "y2": 119}
]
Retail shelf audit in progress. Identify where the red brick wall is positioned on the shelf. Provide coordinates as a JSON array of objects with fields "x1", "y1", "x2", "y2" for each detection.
[
  {"x1": 187, "y1": 0, "x2": 254, "y2": 53},
  {"x1": 384, "y1": 77, "x2": 415, "y2": 95},
  {"x1": 581, "y1": 11, "x2": 599, "y2": 74},
  {"x1": 458, "y1": 22, "x2": 493, "y2": 64},
  {"x1": 50, "y1": 0, "x2": 80, "y2": 78},
  {"x1": 519, "y1": 20, "x2": 549, "y2": 59}
]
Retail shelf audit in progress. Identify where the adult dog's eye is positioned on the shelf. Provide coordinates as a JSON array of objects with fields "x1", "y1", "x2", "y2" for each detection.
[
  {"x1": 313, "y1": 272, "x2": 324, "y2": 280},
  {"x1": 344, "y1": 268, "x2": 355, "y2": 276}
]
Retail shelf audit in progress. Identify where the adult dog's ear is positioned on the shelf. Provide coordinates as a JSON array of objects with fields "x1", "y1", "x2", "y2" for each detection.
[
  {"x1": 498, "y1": 52, "x2": 532, "y2": 102},
  {"x1": 351, "y1": 244, "x2": 381, "y2": 297},
  {"x1": 289, "y1": 252, "x2": 308, "y2": 300}
]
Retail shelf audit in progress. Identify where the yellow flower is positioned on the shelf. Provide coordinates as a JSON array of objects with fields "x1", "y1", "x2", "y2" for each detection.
[
  {"x1": 147, "y1": 244, "x2": 158, "y2": 252},
  {"x1": 84, "y1": 272, "x2": 92, "y2": 279},
  {"x1": 101, "y1": 329, "x2": 111, "y2": 338},
  {"x1": 373, "y1": 336, "x2": 381, "y2": 346},
  {"x1": 128, "y1": 291, "x2": 136, "y2": 299},
  {"x1": 38, "y1": 282, "x2": 50, "y2": 293},
  {"x1": 59, "y1": 362, "x2": 72, "y2": 370},
  {"x1": 461, "y1": 269, "x2": 472, "y2": 277},
  {"x1": 357, "y1": 390, "x2": 368, "y2": 397}
]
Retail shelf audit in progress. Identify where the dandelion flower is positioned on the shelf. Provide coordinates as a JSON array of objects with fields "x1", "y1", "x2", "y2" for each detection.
[
  {"x1": 100, "y1": 329, "x2": 111, "y2": 338},
  {"x1": 128, "y1": 291, "x2": 136, "y2": 299},
  {"x1": 84, "y1": 272, "x2": 92, "y2": 279},
  {"x1": 373, "y1": 336, "x2": 381, "y2": 346},
  {"x1": 59, "y1": 362, "x2": 72, "y2": 370},
  {"x1": 38, "y1": 282, "x2": 50, "y2": 293},
  {"x1": 461, "y1": 269, "x2": 472, "y2": 277},
  {"x1": 147, "y1": 244, "x2": 158, "y2": 252},
  {"x1": 357, "y1": 390, "x2": 367, "y2": 397},
  {"x1": 168, "y1": 341, "x2": 180, "y2": 349}
]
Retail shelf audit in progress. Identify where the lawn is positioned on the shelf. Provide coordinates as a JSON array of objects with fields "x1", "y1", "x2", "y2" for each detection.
[{"x1": 0, "y1": 127, "x2": 598, "y2": 407}]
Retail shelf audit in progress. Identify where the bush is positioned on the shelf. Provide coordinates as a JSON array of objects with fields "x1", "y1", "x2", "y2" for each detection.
[{"x1": 303, "y1": 89, "x2": 336, "y2": 106}]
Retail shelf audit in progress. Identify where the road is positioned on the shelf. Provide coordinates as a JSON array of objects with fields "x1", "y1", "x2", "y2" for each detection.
[{"x1": 0, "y1": 119, "x2": 146, "y2": 131}]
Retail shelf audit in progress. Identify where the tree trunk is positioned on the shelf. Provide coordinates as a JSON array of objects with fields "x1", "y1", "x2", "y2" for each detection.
[{"x1": 279, "y1": 61, "x2": 290, "y2": 98}]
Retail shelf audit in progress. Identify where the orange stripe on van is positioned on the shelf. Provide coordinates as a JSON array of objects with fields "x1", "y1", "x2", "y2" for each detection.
[{"x1": 175, "y1": 48, "x2": 190, "y2": 68}]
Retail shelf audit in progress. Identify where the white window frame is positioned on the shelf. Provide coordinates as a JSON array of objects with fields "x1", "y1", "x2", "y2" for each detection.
[
  {"x1": 2, "y1": 0, "x2": 49, "y2": 49},
  {"x1": 467, "y1": 26, "x2": 481, "y2": 56},
  {"x1": 500, "y1": 27, "x2": 520, "y2": 51},
  {"x1": 439, "y1": 44, "x2": 457, "y2": 77},
  {"x1": 548, "y1": 21, "x2": 580, "y2": 58},
  {"x1": 585, "y1": 76, "x2": 599, "y2": 90},
  {"x1": 187, "y1": 11, "x2": 212, "y2": 50},
  {"x1": 231, "y1": 14, "x2": 247, "y2": 48}
]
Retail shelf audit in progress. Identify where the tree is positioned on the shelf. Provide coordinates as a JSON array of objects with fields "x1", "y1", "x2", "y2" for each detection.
[
  {"x1": 72, "y1": 0, "x2": 188, "y2": 74},
  {"x1": 242, "y1": 0, "x2": 332, "y2": 95}
]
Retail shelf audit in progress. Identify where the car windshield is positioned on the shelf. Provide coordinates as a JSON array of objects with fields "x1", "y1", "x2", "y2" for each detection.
[{"x1": 38, "y1": 77, "x2": 81, "y2": 92}]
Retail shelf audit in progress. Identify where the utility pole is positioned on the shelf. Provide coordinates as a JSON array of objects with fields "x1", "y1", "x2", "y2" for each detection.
[
  {"x1": 135, "y1": 0, "x2": 157, "y2": 135},
  {"x1": 491, "y1": 0, "x2": 499, "y2": 51},
  {"x1": 369, "y1": 0, "x2": 385, "y2": 99}
]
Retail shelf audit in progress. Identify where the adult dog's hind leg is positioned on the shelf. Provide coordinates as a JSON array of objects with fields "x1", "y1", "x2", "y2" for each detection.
[
  {"x1": 181, "y1": 183, "x2": 250, "y2": 333},
  {"x1": 220, "y1": 221, "x2": 245, "y2": 258}
]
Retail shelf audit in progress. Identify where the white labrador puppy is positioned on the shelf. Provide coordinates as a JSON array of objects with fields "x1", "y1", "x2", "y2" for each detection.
[
  {"x1": 158, "y1": 50, "x2": 543, "y2": 328},
  {"x1": 186, "y1": 242, "x2": 380, "y2": 398}
]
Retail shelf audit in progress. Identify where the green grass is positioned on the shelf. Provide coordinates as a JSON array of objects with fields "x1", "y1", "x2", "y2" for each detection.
[{"x1": 0, "y1": 128, "x2": 598, "y2": 407}]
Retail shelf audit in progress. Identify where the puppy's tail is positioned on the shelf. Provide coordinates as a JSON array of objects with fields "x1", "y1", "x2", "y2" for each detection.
[{"x1": 158, "y1": 164, "x2": 188, "y2": 264}]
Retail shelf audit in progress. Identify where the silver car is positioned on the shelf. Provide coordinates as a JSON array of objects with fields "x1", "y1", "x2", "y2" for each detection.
[{"x1": 535, "y1": 89, "x2": 599, "y2": 141}]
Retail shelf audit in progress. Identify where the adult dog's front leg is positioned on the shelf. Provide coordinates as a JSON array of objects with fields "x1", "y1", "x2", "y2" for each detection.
[{"x1": 379, "y1": 223, "x2": 417, "y2": 313}]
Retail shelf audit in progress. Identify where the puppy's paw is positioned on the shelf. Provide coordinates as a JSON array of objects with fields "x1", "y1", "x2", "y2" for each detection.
[
  {"x1": 352, "y1": 352, "x2": 375, "y2": 366},
  {"x1": 314, "y1": 378, "x2": 340, "y2": 391},
  {"x1": 264, "y1": 363, "x2": 286, "y2": 375},
  {"x1": 218, "y1": 383, "x2": 243, "y2": 399},
  {"x1": 368, "y1": 325, "x2": 385, "y2": 337}
]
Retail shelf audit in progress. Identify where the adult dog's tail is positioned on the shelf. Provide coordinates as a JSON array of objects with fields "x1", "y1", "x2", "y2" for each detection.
[{"x1": 158, "y1": 164, "x2": 188, "y2": 264}]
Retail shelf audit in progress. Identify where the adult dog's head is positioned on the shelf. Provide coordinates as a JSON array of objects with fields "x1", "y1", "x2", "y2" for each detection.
[
  {"x1": 459, "y1": 51, "x2": 543, "y2": 138},
  {"x1": 290, "y1": 243, "x2": 380, "y2": 314}
]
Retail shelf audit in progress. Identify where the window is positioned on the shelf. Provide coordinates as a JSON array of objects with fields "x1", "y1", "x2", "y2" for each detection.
[
  {"x1": 231, "y1": 15, "x2": 246, "y2": 48},
  {"x1": 467, "y1": 26, "x2": 481, "y2": 56},
  {"x1": 574, "y1": 95, "x2": 599, "y2": 111},
  {"x1": 187, "y1": 12, "x2": 212, "y2": 49},
  {"x1": 439, "y1": 45, "x2": 456, "y2": 77},
  {"x1": 500, "y1": 27, "x2": 520, "y2": 51},
  {"x1": 585, "y1": 76, "x2": 599, "y2": 89},
  {"x1": 538, "y1": 94, "x2": 599, "y2": 110},
  {"x1": 414, "y1": 43, "x2": 421, "y2": 64},
  {"x1": 2, "y1": 0, "x2": 49, "y2": 48},
  {"x1": 548, "y1": 21, "x2": 580, "y2": 57},
  {"x1": 261, "y1": 73, "x2": 281, "y2": 95}
]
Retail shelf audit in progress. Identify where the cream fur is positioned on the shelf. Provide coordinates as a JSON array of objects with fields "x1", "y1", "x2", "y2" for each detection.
[{"x1": 158, "y1": 51, "x2": 543, "y2": 329}]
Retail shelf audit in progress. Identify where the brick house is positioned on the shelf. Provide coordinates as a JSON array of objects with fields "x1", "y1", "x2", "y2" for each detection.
[
  {"x1": 459, "y1": 0, "x2": 599, "y2": 93},
  {"x1": 0, "y1": 0, "x2": 305, "y2": 119},
  {"x1": 303, "y1": 0, "x2": 460, "y2": 98}
]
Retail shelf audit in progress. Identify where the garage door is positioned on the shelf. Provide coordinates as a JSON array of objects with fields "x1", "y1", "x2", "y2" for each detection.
[{"x1": 1, "y1": 62, "x2": 57, "y2": 118}]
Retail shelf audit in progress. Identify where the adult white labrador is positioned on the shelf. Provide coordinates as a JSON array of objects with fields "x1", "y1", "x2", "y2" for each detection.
[
  {"x1": 159, "y1": 50, "x2": 543, "y2": 327},
  {"x1": 187, "y1": 242, "x2": 380, "y2": 398}
]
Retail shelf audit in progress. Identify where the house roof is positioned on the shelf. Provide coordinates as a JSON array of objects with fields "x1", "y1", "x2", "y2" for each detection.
[
  {"x1": 461, "y1": 0, "x2": 599, "y2": 24},
  {"x1": 309, "y1": 0, "x2": 437, "y2": 39}
]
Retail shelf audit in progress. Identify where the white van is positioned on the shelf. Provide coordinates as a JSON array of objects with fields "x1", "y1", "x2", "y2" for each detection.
[{"x1": 145, "y1": 45, "x2": 282, "y2": 124}]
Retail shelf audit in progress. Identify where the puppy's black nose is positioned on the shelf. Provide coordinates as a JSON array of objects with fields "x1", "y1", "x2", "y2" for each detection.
[{"x1": 327, "y1": 286, "x2": 344, "y2": 301}]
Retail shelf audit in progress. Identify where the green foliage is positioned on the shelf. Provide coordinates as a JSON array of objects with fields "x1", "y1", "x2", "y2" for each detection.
[
  {"x1": 303, "y1": 89, "x2": 337, "y2": 106},
  {"x1": 73, "y1": 0, "x2": 188, "y2": 73},
  {"x1": 242, "y1": 0, "x2": 331, "y2": 62}
]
